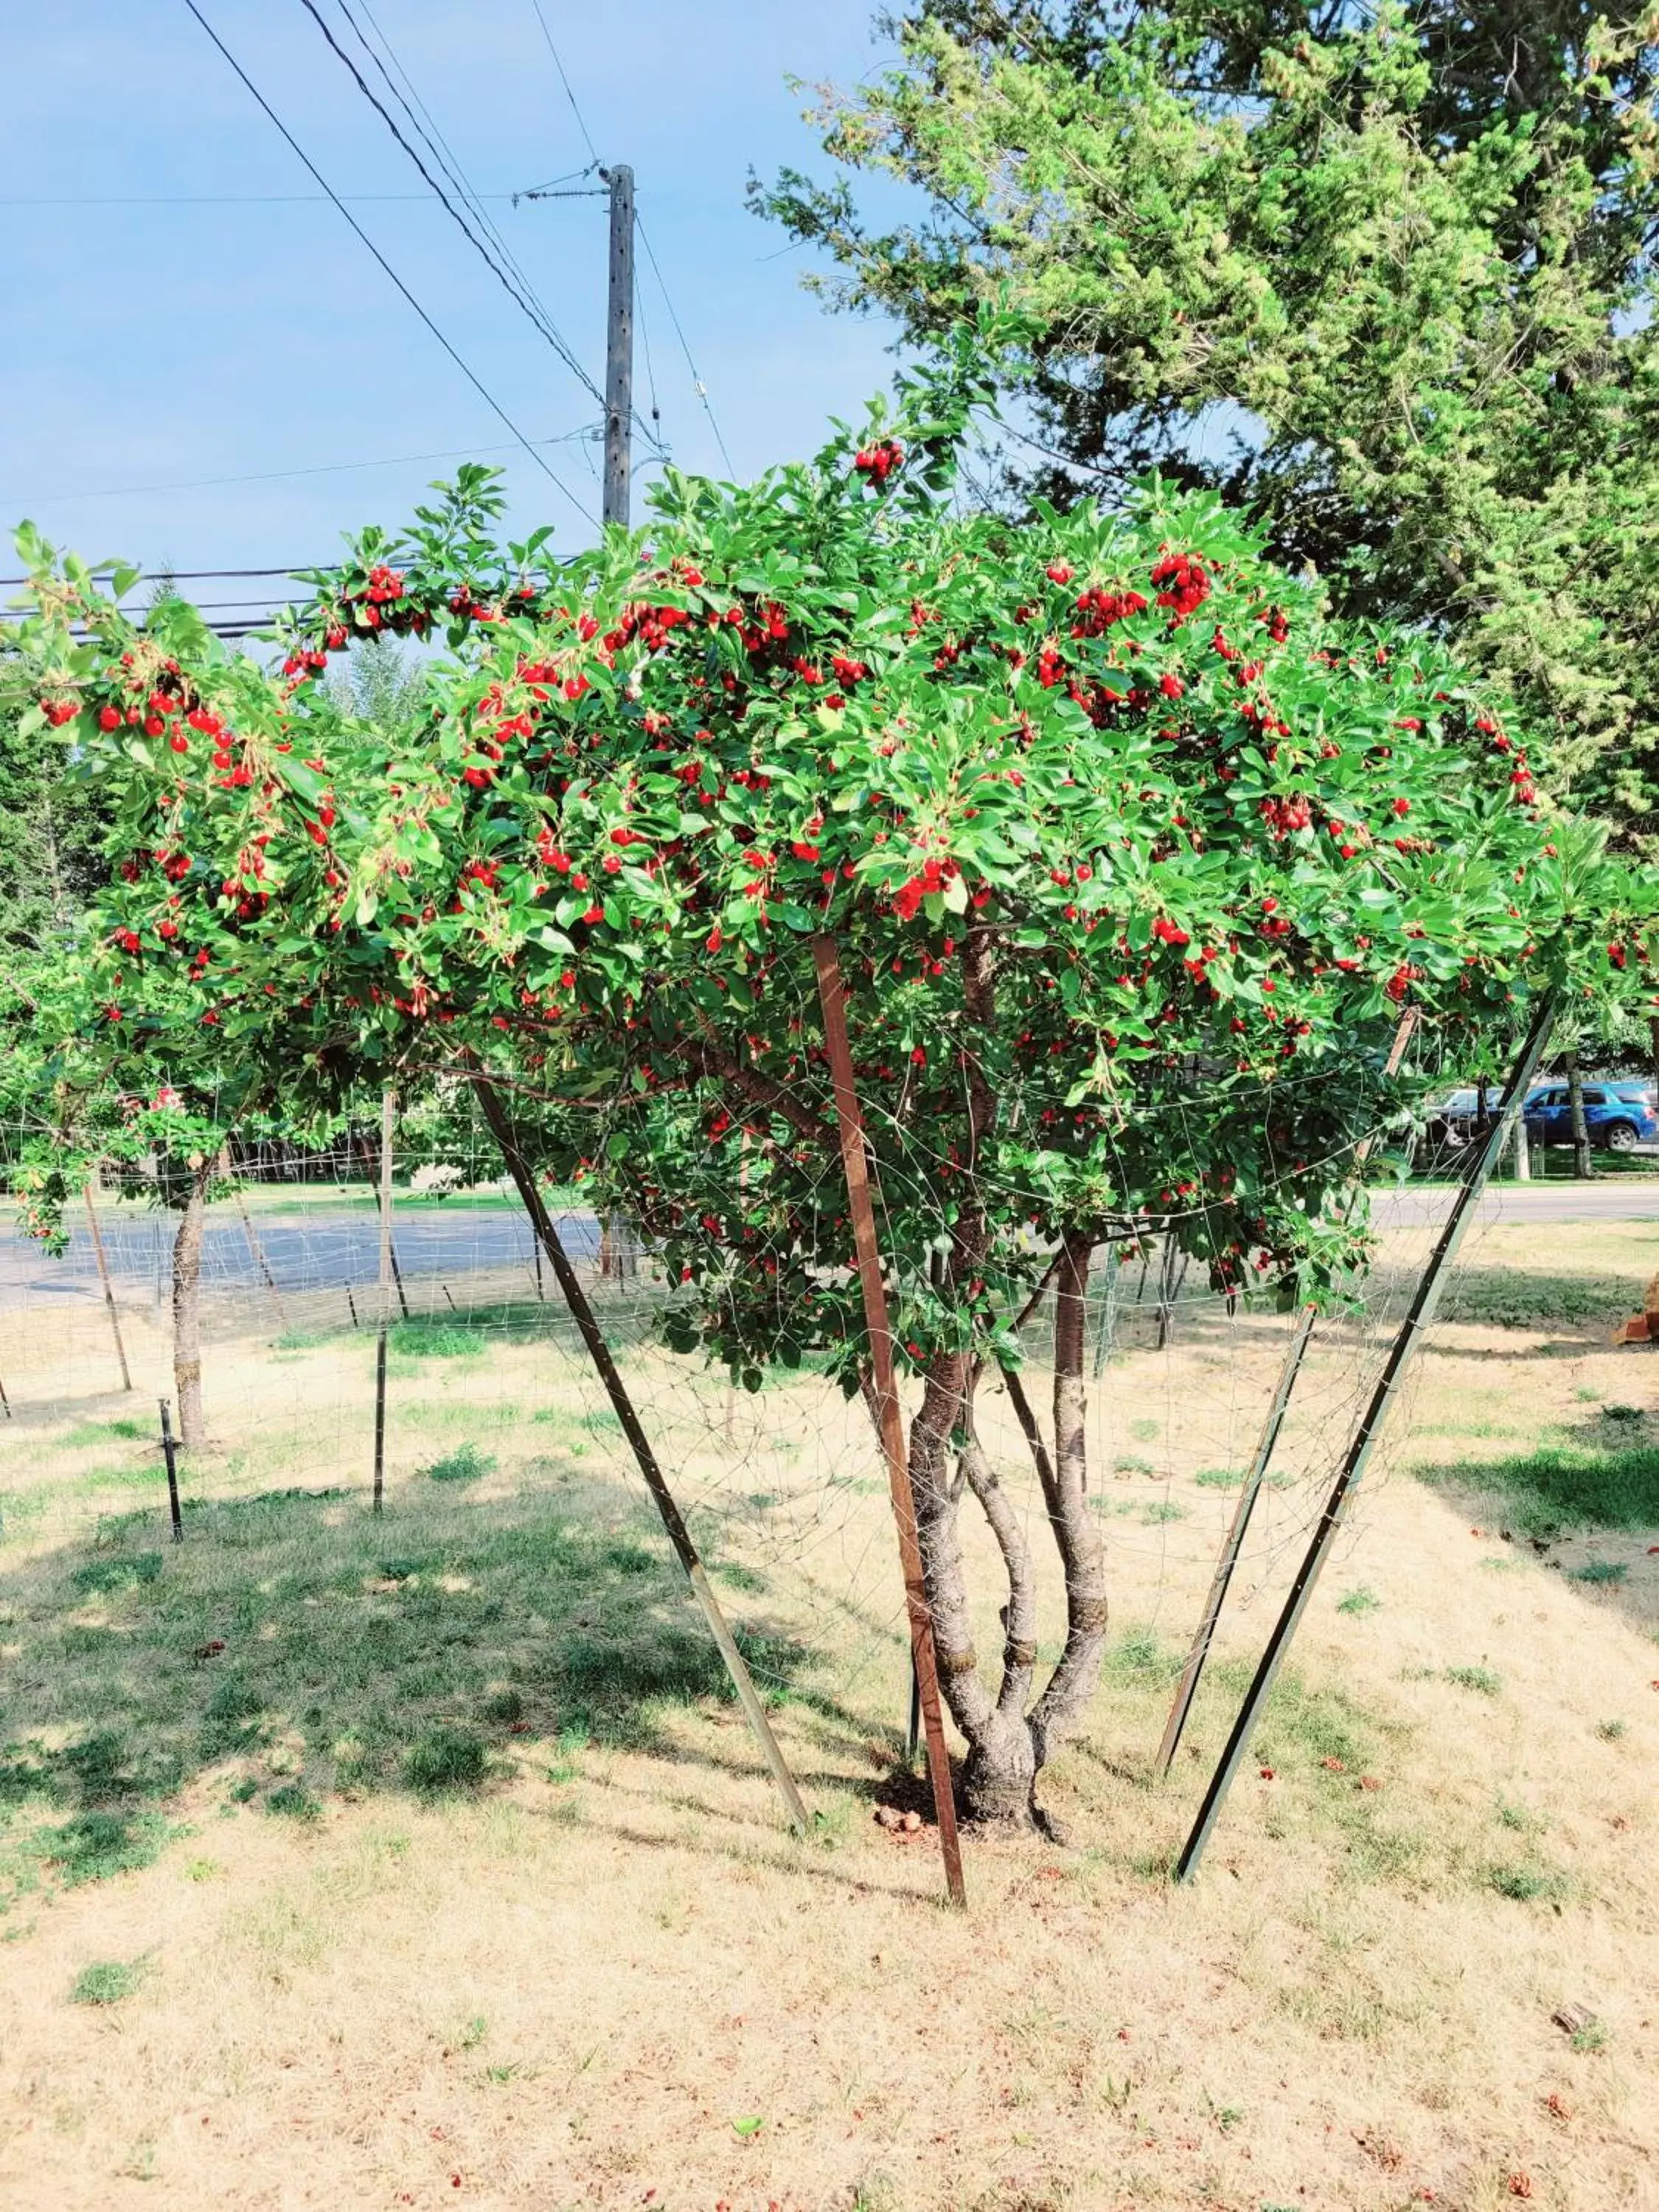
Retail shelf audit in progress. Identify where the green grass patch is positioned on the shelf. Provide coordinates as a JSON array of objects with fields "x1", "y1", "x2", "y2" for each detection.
[
  {"x1": 1569, "y1": 1559, "x2": 1630, "y2": 1585},
  {"x1": 420, "y1": 1442, "x2": 497, "y2": 1485},
  {"x1": 265, "y1": 1783, "x2": 322, "y2": 1820},
  {"x1": 0, "y1": 1467, "x2": 812, "y2": 1832},
  {"x1": 59, "y1": 1418, "x2": 151, "y2": 1450},
  {"x1": 40, "y1": 1810, "x2": 168, "y2": 1885},
  {"x1": 70, "y1": 1552, "x2": 164, "y2": 1595},
  {"x1": 1437, "y1": 1270, "x2": 1641, "y2": 1331},
  {"x1": 1193, "y1": 1467, "x2": 1246, "y2": 1488},
  {"x1": 403, "y1": 1727, "x2": 490, "y2": 1794},
  {"x1": 389, "y1": 1320, "x2": 481, "y2": 1359},
  {"x1": 1417, "y1": 1428, "x2": 1659, "y2": 1539},
  {"x1": 1485, "y1": 1862, "x2": 1568, "y2": 1903},
  {"x1": 69, "y1": 1958, "x2": 146, "y2": 2006},
  {"x1": 1444, "y1": 1666, "x2": 1503, "y2": 1697},
  {"x1": 1335, "y1": 1586, "x2": 1381, "y2": 1616}
]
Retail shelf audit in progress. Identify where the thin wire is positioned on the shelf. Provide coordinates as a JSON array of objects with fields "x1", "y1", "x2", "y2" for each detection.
[
  {"x1": 0, "y1": 191, "x2": 537, "y2": 207},
  {"x1": 636, "y1": 213, "x2": 735, "y2": 476},
  {"x1": 634, "y1": 278, "x2": 667, "y2": 465},
  {"x1": 296, "y1": 0, "x2": 606, "y2": 414},
  {"x1": 0, "y1": 427, "x2": 599, "y2": 509},
  {"x1": 336, "y1": 0, "x2": 662, "y2": 465},
  {"x1": 180, "y1": 0, "x2": 593, "y2": 522},
  {"x1": 526, "y1": 0, "x2": 601, "y2": 165}
]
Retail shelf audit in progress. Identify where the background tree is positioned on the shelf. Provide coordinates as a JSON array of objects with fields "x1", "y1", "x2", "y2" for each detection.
[{"x1": 754, "y1": 0, "x2": 1659, "y2": 860}]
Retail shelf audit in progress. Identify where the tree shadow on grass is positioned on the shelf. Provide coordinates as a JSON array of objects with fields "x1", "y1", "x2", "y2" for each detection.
[
  {"x1": 0, "y1": 1475, "x2": 832, "y2": 1907},
  {"x1": 1415, "y1": 1414, "x2": 1659, "y2": 1631}
]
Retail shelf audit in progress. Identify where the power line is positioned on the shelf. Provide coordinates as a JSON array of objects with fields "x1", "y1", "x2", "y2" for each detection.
[
  {"x1": 0, "y1": 427, "x2": 599, "y2": 508},
  {"x1": 338, "y1": 0, "x2": 664, "y2": 468},
  {"x1": 636, "y1": 213, "x2": 735, "y2": 477},
  {"x1": 180, "y1": 0, "x2": 594, "y2": 524},
  {"x1": 526, "y1": 0, "x2": 601, "y2": 167},
  {"x1": 294, "y1": 0, "x2": 605, "y2": 415},
  {"x1": 0, "y1": 191, "x2": 540, "y2": 207}
]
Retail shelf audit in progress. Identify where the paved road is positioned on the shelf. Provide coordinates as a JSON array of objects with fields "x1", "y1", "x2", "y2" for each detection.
[
  {"x1": 1, "y1": 1182, "x2": 1652, "y2": 1313},
  {"x1": 1374, "y1": 1181, "x2": 1659, "y2": 1228},
  {"x1": 0, "y1": 1205, "x2": 601, "y2": 1313}
]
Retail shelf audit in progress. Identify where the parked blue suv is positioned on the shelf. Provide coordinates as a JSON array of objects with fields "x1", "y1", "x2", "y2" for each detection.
[{"x1": 1523, "y1": 1079, "x2": 1658, "y2": 1153}]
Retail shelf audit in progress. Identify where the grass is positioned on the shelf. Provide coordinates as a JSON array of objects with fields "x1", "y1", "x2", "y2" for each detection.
[
  {"x1": 69, "y1": 1958, "x2": 147, "y2": 2006},
  {"x1": 420, "y1": 1441, "x2": 497, "y2": 1484},
  {"x1": 1436, "y1": 1270, "x2": 1643, "y2": 1330},
  {"x1": 1335, "y1": 1586, "x2": 1382, "y2": 1615},
  {"x1": 1569, "y1": 1559, "x2": 1630, "y2": 1585},
  {"x1": 0, "y1": 1213, "x2": 1655, "y2": 2208},
  {"x1": 1485, "y1": 1863, "x2": 1568, "y2": 1904},
  {"x1": 403, "y1": 1727, "x2": 490, "y2": 1794},
  {"x1": 1444, "y1": 1666, "x2": 1503, "y2": 1697},
  {"x1": 1418, "y1": 1427, "x2": 1659, "y2": 1538},
  {"x1": 0, "y1": 1481, "x2": 813, "y2": 1903}
]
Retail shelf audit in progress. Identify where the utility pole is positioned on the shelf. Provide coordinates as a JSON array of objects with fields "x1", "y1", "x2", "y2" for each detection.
[{"x1": 602, "y1": 162, "x2": 634, "y2": 529}]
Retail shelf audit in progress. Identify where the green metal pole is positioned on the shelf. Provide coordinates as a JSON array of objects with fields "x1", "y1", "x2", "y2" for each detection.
[{"x1": 1174, "y1": 995, "x2": 1556, "y2": 1882}]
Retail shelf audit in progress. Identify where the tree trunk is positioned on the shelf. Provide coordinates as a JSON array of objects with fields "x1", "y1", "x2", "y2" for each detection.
[
  {"x1": 1029, "y1": 1232, "x2": 1110, "y2": 1756},
  {"x1": 172, "y1": 1161, "x2": 211, "y2": 1447},
  {"x1": 1567, "y1": 1051, "x2": 1594, "y2": 1179},
  {"x1": 1649, "y1": 1015, "x2": 1659, "y2": 1105}
]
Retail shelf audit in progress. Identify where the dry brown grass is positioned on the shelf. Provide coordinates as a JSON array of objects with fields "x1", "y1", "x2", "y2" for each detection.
[{"x1": 0, "y1": 1211, "x2": 1655, "y2": 2210}]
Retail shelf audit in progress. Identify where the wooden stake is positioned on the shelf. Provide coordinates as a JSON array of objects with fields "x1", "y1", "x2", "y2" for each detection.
[
  {"x1": 84, "y1": 1173, "x2": 133, "y2": 1392},
  {"x1": 372, "y1": 1086, "x2": 395, "y2": 1515},
  {"x1": 813, "y1": 935, "x2": 967, "y2": 1907},
  {"x1": 473, "y1": 1074, "x2": 809, "y2": 1836}
]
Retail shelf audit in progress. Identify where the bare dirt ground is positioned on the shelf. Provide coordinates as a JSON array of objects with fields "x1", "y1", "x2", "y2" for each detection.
[{"x1": 0, "y1": 1208, "x2": 1654, "y2": 2211}]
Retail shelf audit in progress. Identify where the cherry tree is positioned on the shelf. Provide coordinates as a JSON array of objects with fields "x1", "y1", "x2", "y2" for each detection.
[{"x1": 6, "y1": 349, "x2": 1649, "y2": 1816}]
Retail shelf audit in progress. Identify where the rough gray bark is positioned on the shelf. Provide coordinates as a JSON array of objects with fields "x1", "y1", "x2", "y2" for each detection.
[
  {"x1": 1567, "y1": 1051, "x2": 1594, "y2": 1179},
  {"x1": 171, "y1": 1161, "x2": 211, "y2": 1447},
  {"x1": 1029, "y1": 1230, "x2": 1110, "y2": 1753}
]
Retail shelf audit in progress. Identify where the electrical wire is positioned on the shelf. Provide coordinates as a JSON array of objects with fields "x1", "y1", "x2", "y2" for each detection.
[
  {"x1": 0, "y1": 427, "x2": 599, "y2": 509},
  {"x1": 636, "y1": 212, "x2": 735, "y2": 476},
  {"x1": 0, "y1": 192, "x2": 533, "y2": 207},
  {"x1": 294, "y1": 0, "x2": 606, "y2": 417},
  {"x1": 526, "y1": 0, "x2": 601, "y2": 167},
  {"x1": 180, "y1": 0, "x2": 594, "y2": 523},
  {"x1": 324, "y1": 0, "x2": 664, "y2": 467},
  {"x1": 512, "y1": 9, "x2": 681, "y2": 467}
]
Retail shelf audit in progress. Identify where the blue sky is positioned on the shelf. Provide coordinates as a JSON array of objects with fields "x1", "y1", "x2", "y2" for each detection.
[{"x1": 1, "y1": 1, "x2": 913, "y2": 602}]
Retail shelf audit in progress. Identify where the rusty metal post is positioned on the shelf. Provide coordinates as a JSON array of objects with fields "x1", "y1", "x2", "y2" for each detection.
[
  {"x1": 159, "y1": 1397, "x2": 184, "y2": 1543},
  {"x1": 1157, "y1": 1009, "x2": 1420, "y2": 1777},
  {"x1": 84, "y1": 1173, "x2": 133, "y2": 1392},
  {"x1": 813, "y1": 934, "x2": 967, "y2": 1907}
]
